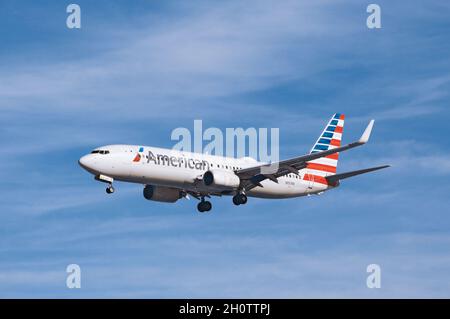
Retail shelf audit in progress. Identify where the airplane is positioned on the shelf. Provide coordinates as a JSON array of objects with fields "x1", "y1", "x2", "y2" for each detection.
[{"x1": 78, "y1": 114, "x2": 389, "y2": 212}]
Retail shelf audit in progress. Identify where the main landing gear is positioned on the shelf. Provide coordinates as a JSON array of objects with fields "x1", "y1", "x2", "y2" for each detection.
[
  {"x1": 232, "y1": 193, "x2": 247, "y2": 206},
  {"x1": 197, "y1": 197, "x2": 212, "y2": 213}
]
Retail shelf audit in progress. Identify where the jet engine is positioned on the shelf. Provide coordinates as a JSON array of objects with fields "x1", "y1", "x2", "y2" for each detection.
[
  {"x1": 143, "y1": 185, "x2": 182, "y2": 203},
  {"x1": 203, "y1": 169, "x2": 240, "y2": 189}
]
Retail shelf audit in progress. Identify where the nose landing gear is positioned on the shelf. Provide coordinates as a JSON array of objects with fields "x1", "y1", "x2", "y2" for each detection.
[
  {"x1": 106, "y1": 184, "x2": 115, "y2": 194},
  {"x1": 232, "y1": 193, "x2": 247, "y2": 205},
  {"x1": 95, "y1": 175, "x2": 115, "y2": 194}
]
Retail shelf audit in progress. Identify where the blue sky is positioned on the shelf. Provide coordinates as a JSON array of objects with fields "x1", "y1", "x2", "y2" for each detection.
[{"x1": 1, "y1": 0, "x2": 450, "y2": 297}]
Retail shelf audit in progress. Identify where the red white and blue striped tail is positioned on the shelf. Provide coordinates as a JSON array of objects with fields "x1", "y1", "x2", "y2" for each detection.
[{"x1": 305, "y1": 113, "x2": 345, "y2": 181}]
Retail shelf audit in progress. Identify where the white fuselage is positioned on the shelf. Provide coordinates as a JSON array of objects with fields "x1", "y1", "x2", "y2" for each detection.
[{"x1": 79, "y1": 144, "x2": 333, "y2": 199}]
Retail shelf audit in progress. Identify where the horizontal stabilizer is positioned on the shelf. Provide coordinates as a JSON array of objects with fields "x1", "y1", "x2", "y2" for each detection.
[{"x1": 325, "y1": 165, "x2": 390, "y2": 184}]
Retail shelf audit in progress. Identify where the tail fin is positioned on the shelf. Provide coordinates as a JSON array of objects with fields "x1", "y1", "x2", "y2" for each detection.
[{"x1": 307, "y1": 113, "x2": 345, "y2": 176}]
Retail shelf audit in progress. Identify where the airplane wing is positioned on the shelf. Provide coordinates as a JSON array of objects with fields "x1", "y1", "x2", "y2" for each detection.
[{"x1": 235, "y1": 120, "x2": 375, "y2": 189}]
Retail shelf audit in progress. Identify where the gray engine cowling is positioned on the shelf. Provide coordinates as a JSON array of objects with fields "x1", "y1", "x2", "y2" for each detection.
[
  {"x1": 143, "y1": 185, "x2": 182, "y2": 203},
  {"x1": 203, "y1": 169, "x2": 240, "y2": 190}
]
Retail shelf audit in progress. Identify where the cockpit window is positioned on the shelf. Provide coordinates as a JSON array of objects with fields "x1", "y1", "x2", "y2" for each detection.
[{"x1": 91, "y1": 150, "x2": 110, "y2": 154}]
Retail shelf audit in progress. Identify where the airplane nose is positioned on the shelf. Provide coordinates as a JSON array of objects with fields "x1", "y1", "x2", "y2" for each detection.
[{"x1": 78, "y1": 155, "x2": 92, "y2": 170}]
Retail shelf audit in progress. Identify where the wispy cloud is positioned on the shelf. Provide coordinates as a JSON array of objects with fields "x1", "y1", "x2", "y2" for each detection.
[{"x1": 0, "y1": 1, "x2": 356, "y2": 111}]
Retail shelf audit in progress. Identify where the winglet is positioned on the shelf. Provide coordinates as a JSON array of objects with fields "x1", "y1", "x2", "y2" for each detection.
[{"x1": 358, "y1": 120, "x2": 375, "y2": 144}]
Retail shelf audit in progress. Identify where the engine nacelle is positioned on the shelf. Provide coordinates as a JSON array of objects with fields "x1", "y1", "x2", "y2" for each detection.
[
  {"x1": 203, "y1": 169, "x2": 240, "y2": 189},
  {"x1": 143, "y1": 185, "x2": 182, "y2": 203}
]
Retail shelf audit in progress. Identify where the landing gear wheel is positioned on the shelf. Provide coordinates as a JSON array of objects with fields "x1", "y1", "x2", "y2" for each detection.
[
  {"x1": 233, "y1": 193, "x2": 247, "y2": 205},
  {"x1": 197, "y1": 200, "x2": 212, "y2": 212},
  {"x1": 203, "y1": 201, "x2": 212, "y2": 212},
  {"x1": 106, "y1": 185, "x2": 115, "y2": 194}
]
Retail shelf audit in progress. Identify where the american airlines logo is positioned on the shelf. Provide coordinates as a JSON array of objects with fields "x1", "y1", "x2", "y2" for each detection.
[
  {"x1": 132, "y1": 147, "x2": 145, "y2": 162},
  {"x1": 134, "y1": 149, "x2": 210, "y2": 170}
]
